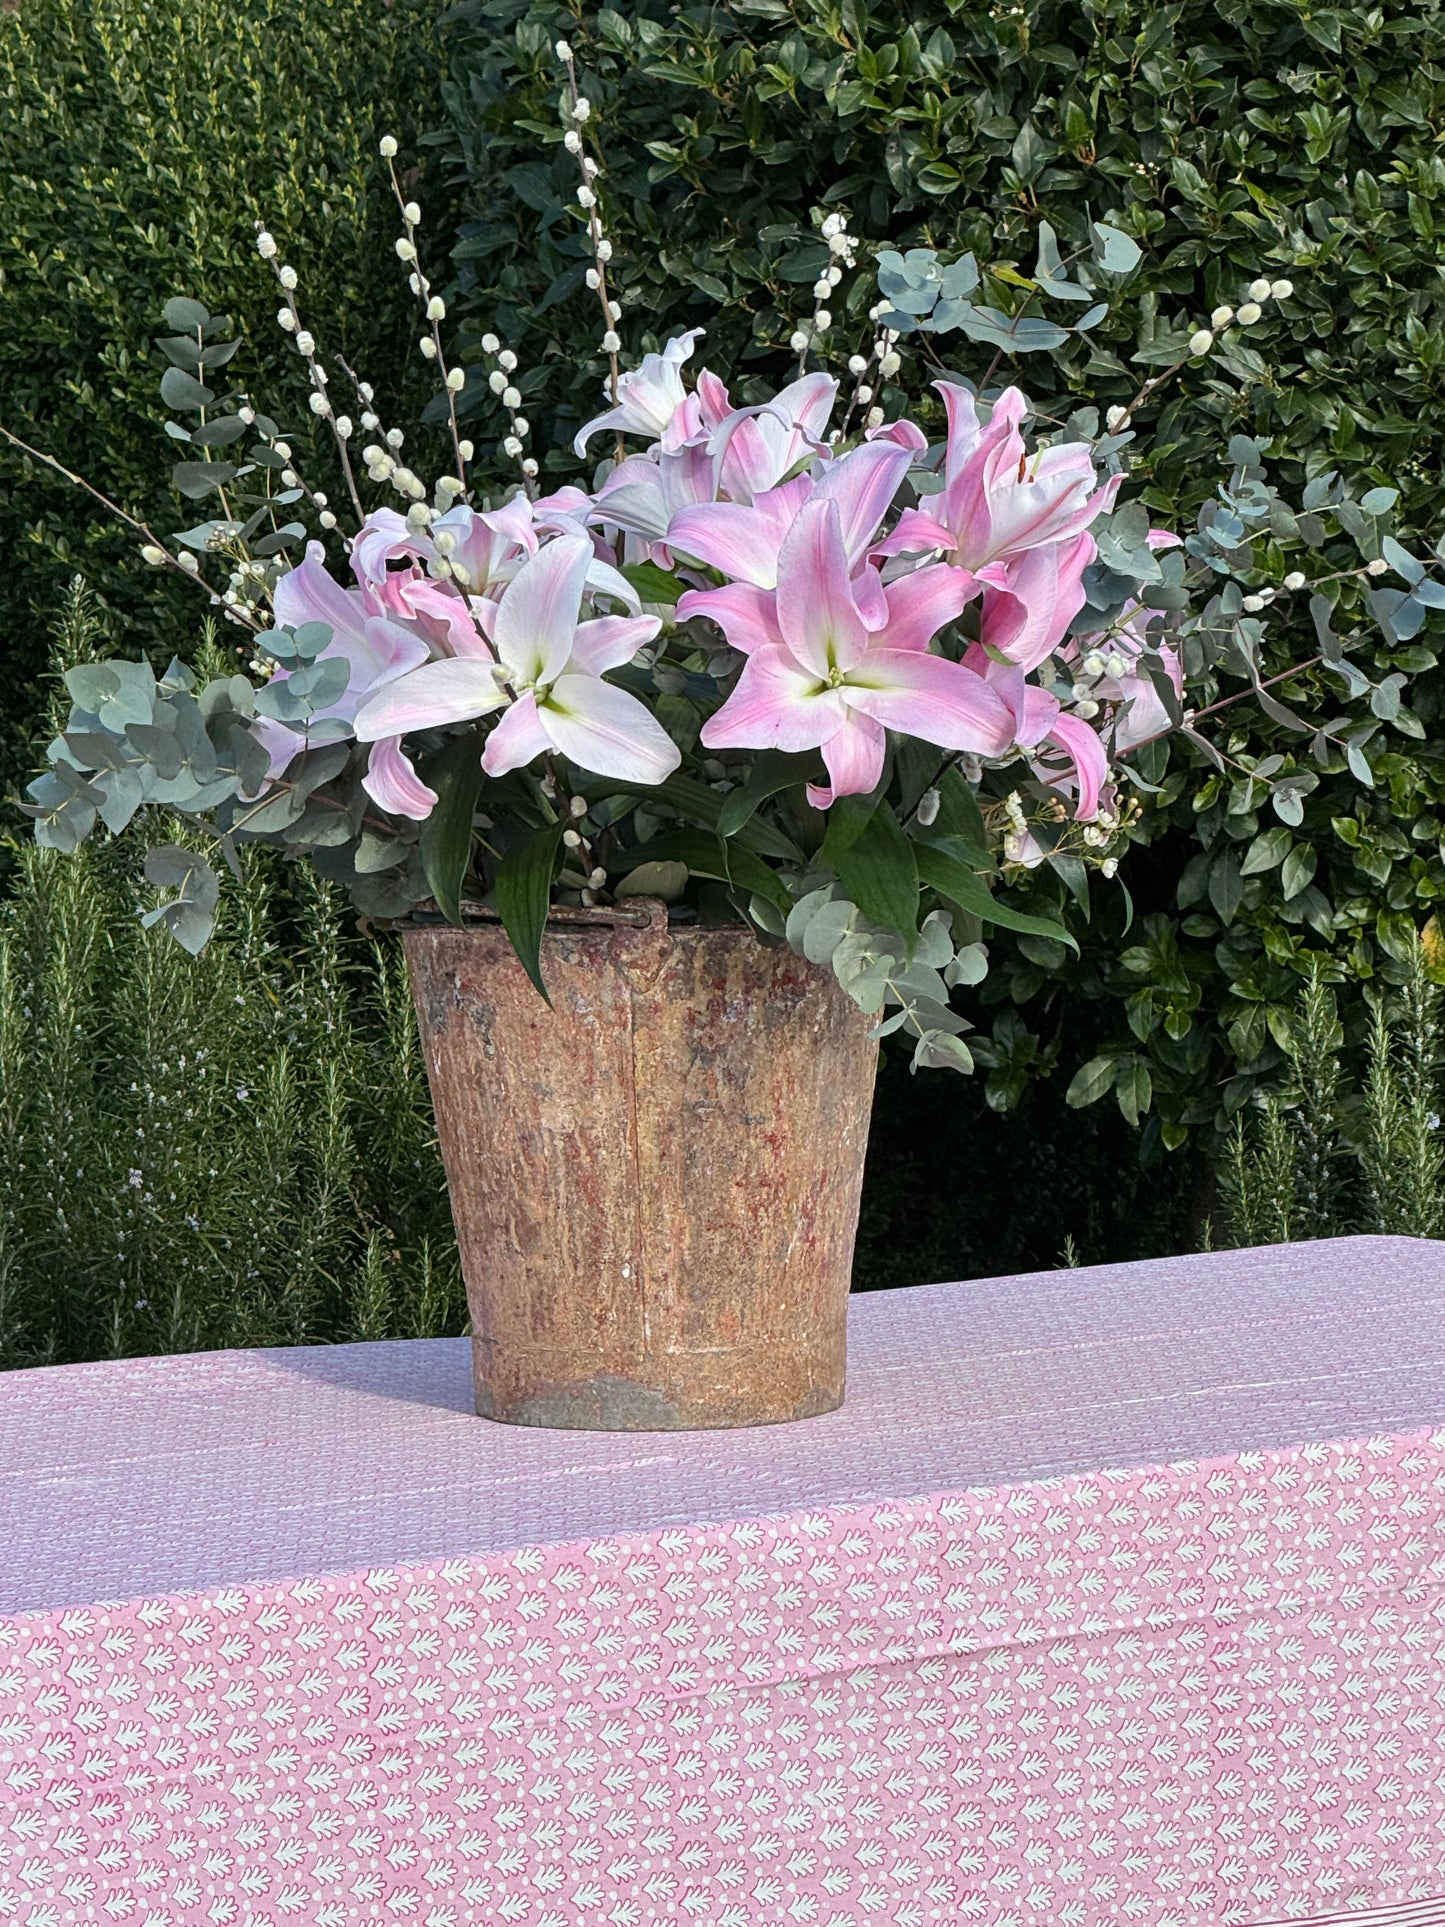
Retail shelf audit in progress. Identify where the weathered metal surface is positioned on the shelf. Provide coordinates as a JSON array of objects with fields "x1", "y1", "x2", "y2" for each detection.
[{"x1": 401, "y1": 903, "x2": 878, "y2": 1430}]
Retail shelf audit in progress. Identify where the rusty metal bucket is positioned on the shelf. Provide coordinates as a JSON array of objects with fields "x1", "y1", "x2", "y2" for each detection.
[{"x1": 401, "y1": 902, "x2": 878, "y2": 1430}]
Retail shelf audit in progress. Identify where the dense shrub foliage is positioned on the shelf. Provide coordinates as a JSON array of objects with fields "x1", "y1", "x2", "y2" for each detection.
[
  {"x1": 0, "y1": 0, "x2": 451, "y2": 793},
  {"x1": 441, "y1": 0, "x2": 1445, "y2": 1152}
]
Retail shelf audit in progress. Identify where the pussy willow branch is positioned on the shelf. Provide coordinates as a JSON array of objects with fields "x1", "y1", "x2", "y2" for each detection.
[
  {"x1": 381, "y1": 162, "x2": 468, "y2": 490},
  {"x1": 0, "y1": 423, "x2": 263, "y2": 632}
]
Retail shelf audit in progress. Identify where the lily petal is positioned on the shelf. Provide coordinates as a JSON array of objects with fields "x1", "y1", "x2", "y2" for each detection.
[
  {"x1": 841, "y1": 649, "x2": 1015, "y2": 756},
  {"x1": 362, "y1": 736, "x2": 439, "y2": 821},
  {"x1": 274, "y1": 540, "x2": 371, "y2": 640},
  {"x1": 675, "y1": 582, "x2": 783, "y2": 656},
  {"x1": 700, "y1": 646, "x2": 843, "y2": 754},
  {"x1": 865, "y1": 416, "x2": 928, "y2": 452},
  {"x1": 479, "y1": 692, "x2": 556, "y2": 777},
  {"x1": 583, "y1": 555, "x2": 644, "y2": 614},
  {"x1": 352, "y1": 658, "x2": 505, "y2": 741},
  {"x1": 979, "y1": 533, "x2": 1095, "y2": 673},
  {"x1": 808, "y1": 711, "x2": 887, "y2": 808},
  {"x1": 492, "y1": 533, "x2": 593, "y2": 685},
  {"x1": 538, "y1": 672, "x2": 682, "y2": 785},
  {"x1": 776, "y1": 498, "x2": 868, "y2": 679},
  {"x1": 349, "y1": 511, "x2": 428, "y2": 585},
  {"x1": 874, "y1": 505, "x2": 957, "y2": 559},
  {"x1": 1042, "y1": 710, "x2": 1110, "y2": 819},
  {"x1": 812, "y1": 439, "x2": 913, "y2": 564},
  {"x1": 567, "y1": 614, "x2": 662, "y2": 677},
  {"x1": 876, "y1": 562, "x2": 977, "y2": 652}
]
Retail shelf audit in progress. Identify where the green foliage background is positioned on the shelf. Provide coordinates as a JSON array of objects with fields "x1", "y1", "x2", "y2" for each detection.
[
  {"x1": 441, "y1": 0, "x2": 1445, "y2": 1156},
  {"x1": 0, "y1": 0, "x2": 453, "y2": 794}
]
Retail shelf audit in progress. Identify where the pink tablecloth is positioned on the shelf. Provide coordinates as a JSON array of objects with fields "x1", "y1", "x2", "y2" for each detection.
[{"x1": 4, "y1": 1235, "x2": 1445, "y2": 1926}]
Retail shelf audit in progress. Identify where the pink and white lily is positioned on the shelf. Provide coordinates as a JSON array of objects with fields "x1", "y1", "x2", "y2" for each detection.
[
  {"x1": 965, "y1": 648, "x2": 1111, "y2": 821},
  {"x1": 976, "y1": 530, "x2": 1096, "y2": 673},
  {"x1": 256, "y1": 543, "x2": 432, "y2": 816},
  {"x1": 699, "y1": 499, "x2": 1013, "y2": 807},
  {"x1": 887, "y1": 384, "x2": 1120, "y2": 570},
  {"x1": 353, "y1": 534, "x2": 680, "y2": 788},
  {"x1": 573, "y1": 329, "x2": 706, "y2": 455}
]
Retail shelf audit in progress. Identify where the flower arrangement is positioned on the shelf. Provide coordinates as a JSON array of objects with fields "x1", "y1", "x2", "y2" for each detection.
[{"x1": 13, "y1": 63, "x2": 1438, "y2": 1074}]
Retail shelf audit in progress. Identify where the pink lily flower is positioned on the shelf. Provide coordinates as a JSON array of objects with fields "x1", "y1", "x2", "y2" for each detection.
[
  {"x1": 353, "y1": 534, "x2": 680, "y2": 788},
  {"x1": 669, "y1": 437, "x2": 916, "y2": 590},
  {"x1": 705, "y1": 372, "x2": 838, "y2": 500},
  {"x1": 699, "y1": 499, "x2": 1013, "y2": 807},
  {"x1": 977, "y1": 530, "x2": 1096, "y2": 673},
  {"x1": 255, "y1": 544, "x2": 430, "y2": 800},
  {"x1": 966, "y1": 648, "x2": 1110, "y2": 820},
  {"x1": 887, "y1": 384, "x2": 1121, "y2": 569},
  {"x1": 573, "y1": 329, "x2": 706, "y2": 455}
]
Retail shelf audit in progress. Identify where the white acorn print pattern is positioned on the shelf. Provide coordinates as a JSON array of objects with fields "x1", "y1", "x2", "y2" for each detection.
[{"x1": 2, "y1": 1426, "x2": 1445, "y2": 1926}]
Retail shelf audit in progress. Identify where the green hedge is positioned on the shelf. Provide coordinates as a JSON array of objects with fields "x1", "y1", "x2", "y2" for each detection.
[
  {"x1": 441, "y1": 0, "x2": 1445, "y2": 499},
  {"x1": 441, "y1": 0, "x2": 1445, "y2": 1152},
  {"x1": 0, "y1": 0, "x2": 452, "y2": 793}
]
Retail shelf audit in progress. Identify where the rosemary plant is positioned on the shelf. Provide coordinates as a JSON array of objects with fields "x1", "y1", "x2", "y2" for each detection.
[
  {"x1": 1220, "y1": 939, "x2": 1445, "y2": 1246},
  {"x1": 0, "y1": 586, "x2": 463, "y2": 1368}
]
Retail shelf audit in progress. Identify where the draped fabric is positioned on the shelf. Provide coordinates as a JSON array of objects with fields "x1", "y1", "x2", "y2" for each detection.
[{"x1": 3, "y1": 1235, "x2": 1445, "y2": 1925}]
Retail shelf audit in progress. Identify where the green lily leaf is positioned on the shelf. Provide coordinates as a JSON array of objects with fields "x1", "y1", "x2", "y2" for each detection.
[
  {"x1": 418, "y1": 731, "x2": 487, "y2": 926},
  {"x1": 494, "y1": 816, "x2": 565, "y2": 1004}
]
